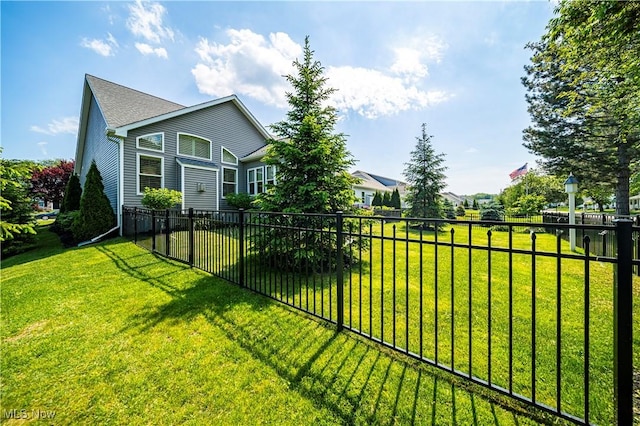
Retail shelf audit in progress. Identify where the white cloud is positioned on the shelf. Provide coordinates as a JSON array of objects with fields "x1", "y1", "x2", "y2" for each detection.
[
  {"x1": 37, "y1": 142, "x2": 48, "y2": 156},
  {"x1": 465, "y1": 147, "x2": 478, "y2": 153},
  {"x1": 80, "y1": 33, "x2": 118, "y2": 56},
  {"x1": 192, "y1": 29, "x2": 301, "y2": 107},
  {"x1": 327, "y1": 66, "x2": 451, "y2": 119},
  {"x1": 31, "y1": 117, "x2": 79, "y2": 135},
  {"x1": 127, "y1": 0, "x2": 174, "y2": 43},
  {"x1": 191, "y1": 29, "x2": 452, "y2": 119},
  {"x1": 135, "y1": 42, "x2": 168, "y2": 59}
]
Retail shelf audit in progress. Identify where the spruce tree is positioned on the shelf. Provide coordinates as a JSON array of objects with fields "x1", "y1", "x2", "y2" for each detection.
[
  {"x1": 403, "y1": 123, "x2": 447, "y2": 221},
  {"x1": 61, "y1": 174, "x2": 82, "y2": 213},
  {"x1": 254, "y1": 36, "x2": 362, "y2": 272},
  {"x1": 258, "y1": 36, "x2": 356, "y2": 214},
  {"x1": 72, "y1": 161, "x2": 115, "y2": 241}
]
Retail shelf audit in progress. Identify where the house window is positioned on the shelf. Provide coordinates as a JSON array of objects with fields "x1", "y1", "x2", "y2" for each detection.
[
  {"x1": 221, "y1": 147, "x2": 238, "y2": 165},
  {"x1": 266, "y1": 165, "x2": 276, "y2": 186},
  {"x1": 247, "y1": 165, "x2": 277, "y2": 195},
  {"x1": 178, "y1": 133, "x2": 211, "y2": 160},
  {"x1": 138, "y1": 154, "x2": 163, "y2": 194},
  {"x1": 222, "y1": 167, "x2": 237, "y2": 197},
  {"x1": 137, "y1": 133, "x2": 163, "y2": 152},
  {"x1": 247, "y1": 167, "x2": 264, "y2": 195}
]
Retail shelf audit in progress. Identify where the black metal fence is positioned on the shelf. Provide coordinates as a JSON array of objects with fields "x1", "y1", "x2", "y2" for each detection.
[{"x1": 122, "y1": 206, "x2": 638, "y2": 425}]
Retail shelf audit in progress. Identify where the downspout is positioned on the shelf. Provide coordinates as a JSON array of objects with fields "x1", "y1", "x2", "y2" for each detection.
[
  {"x1": 77, "y1": 225, "x2": 120, "y2": 247},
  {"x1": 106, "y1": 128, "x2": 125, "y2": 235}
]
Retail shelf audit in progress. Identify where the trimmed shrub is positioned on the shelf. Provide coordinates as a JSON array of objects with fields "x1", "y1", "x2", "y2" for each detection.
[
  {"x1": 141, "y1": 187, "x2": 182, "y2": 210},
  {"x1": 456, "y1": 205, "x2": 466, "y2": 217},
  {"x1": 225, "y1": 192, "x2": 255, "y2": 210},
  {"x1": 72, "y1": 161, "x2": 116, "y2": 241}
]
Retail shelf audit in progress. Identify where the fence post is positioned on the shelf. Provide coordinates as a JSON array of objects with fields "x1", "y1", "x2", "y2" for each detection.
[
  {"x1": 336, "y1": 211, "x2": 344, "y2": 331},
  {"x1": 613, "y1": 219, "x2": 633, "y2": 425},
  {"x1": 151, "y1": 210, "x2": 156, "y2": 251},
  {"x1": 188, "y1": 208, "x2": 194, "y2": 267},
  {"x1": 133, "y1": 207, "x2": 138, "y2": 244},
  {"x1": 165, "y1": 209, "x2": 170, "y2": 257},
  {"x1": 238, "y1": 209, "x2": 245, "y2": 287}
]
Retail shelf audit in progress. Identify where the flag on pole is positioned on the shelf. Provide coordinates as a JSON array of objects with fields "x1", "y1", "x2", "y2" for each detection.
[{"x1": 509, "y1": 163, "x2": 528, "y2": 180}]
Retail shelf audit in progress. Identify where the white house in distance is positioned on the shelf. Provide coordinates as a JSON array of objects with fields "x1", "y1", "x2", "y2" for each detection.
[
  {"x1": 351, "y1": 170, "x2": 408, "y2": 207},
  {"x1": 352, "y1": 170, "x2": 474, "y2": 210}
]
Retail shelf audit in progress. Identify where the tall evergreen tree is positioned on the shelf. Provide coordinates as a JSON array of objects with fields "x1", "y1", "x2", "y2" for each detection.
[
  {"x1": 403, "y1": 123, "x2": 447, "y2": 220},
  {"x1": 390, "y1": 188, "x2": 401, "y2": 209},
  {"x1": 258, "y1": 36, "x2": 356, "y2": 213},
  {"x1": 72, "y1": 161, "x2": 115, "y2": 241},
  {"x1": 523, "y1": 1, "x2": 639, "y2": 215},
  {"x1": 61, "y1": 174, "x2": 82, "y2": 213},
  {"x1": 382, "y1": 191, "x2": 392, "y2": 207},
  {"x1": 372, "y1": 191, "x2": 382, "y2": 207}
]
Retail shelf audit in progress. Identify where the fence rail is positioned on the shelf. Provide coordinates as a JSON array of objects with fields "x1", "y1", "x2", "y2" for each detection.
[{"x1": 122, "y1": 206, "x2": 638, "y2": 425}]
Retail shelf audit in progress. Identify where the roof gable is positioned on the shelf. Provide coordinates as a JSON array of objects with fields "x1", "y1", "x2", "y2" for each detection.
[{"x1": 85, "y1": 74, "x2": 185, "y2": 129}]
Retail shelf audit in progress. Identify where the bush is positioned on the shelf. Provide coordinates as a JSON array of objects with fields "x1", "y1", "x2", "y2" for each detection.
[
  {"x1": 225, "y1": 192, "x2": 255, "y2": 210},
  {"x1": 443, "y1": 200, "x2": 456, "y2": 220},
  {"x1": 72, "y1": 161, "x2": 116, "y2": 241},
  {"x1": 51, "y1": 211, "x2": 80, "y2": 246},
  {"x1": 456, "y1": 205, "x2": 466, "y2": 217},
  {"x1": 480, "y1": 201, "x2": 505, "y2": 222},
  {"x1": 141, "y1": 187, "x2": 182, "y2": 210}
]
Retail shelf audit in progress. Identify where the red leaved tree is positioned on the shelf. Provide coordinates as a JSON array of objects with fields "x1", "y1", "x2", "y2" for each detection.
[{"x1": 30, "y1": 160, "x2": 75, "y2": 207}]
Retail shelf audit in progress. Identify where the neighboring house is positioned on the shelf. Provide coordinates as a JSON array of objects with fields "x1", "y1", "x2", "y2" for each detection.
[
  {"x1": 440, "y1": 192, "x2": 466, "y2": 206},
  {"x1": 351, "y1": 170, "x2": 408, "y2": 207},
  {"x1": 74, "y1": 74, "x2": 273, "y2": 230}
]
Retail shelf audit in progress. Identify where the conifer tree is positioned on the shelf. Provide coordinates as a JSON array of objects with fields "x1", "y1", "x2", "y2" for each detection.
[
  {"x1": 382, "y1": 192, "x2": 392, "y2": 207},
  {"x1": 61, "y1": 174, "x2": 82, "y2": 213},
  {"x1": 372, "y1": 191, "x2": 382, "y2": 207},
  {"x1": 259, "y1": 36, "x2": 356, "y2": 213},
  {"x1": 390, "y1": 188, "x2": 401, "y2": 209},
  {"x1": 72, "y1": 161, "x2": 115, "y2": 241},
  {"x1": 403, "y1": 123, "x2": 447, "y2": 221}
]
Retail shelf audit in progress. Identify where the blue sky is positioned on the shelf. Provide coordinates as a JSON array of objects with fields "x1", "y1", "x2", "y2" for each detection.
[{"x1": 1, "y1": 1, "x2": 555, "y2": 195}]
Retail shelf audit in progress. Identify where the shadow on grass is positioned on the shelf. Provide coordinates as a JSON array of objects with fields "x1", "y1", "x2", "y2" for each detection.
[
  {"x1": 1, "y1": 225, "x2": 67, "y2": 268},
  {"x1": 98, "y1": 243, "x2": 561, "y2": 425}
]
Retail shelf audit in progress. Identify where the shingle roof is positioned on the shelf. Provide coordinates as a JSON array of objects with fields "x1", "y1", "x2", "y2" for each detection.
[
  {"x1": 352, "y1": 171, "x2": 393, "y2": 192},
  {"x1": 176, "y1": 157, "x2": 218, "y2": 169},
  {"x1": 86, "y1": 74, "x2": 185, "y2": 128}
]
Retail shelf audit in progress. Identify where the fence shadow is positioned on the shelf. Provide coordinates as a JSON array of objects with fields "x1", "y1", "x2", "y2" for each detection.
[{"x1": 100, "y1": 243, "x2": 559, "y2": 425}]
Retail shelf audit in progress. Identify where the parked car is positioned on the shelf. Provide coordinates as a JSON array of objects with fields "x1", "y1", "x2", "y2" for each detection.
[{"x1": 35, "y1": 211, "x2": 58, "y2": 220}]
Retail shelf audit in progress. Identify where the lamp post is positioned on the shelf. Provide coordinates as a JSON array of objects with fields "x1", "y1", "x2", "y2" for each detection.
[{"x1": 564, "y1": 173, "x2": 579, "y2": 252}]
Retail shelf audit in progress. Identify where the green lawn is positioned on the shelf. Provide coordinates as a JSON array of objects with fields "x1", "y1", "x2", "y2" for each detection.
[
  {"x1": 1, "y1": 226, "x2": 565, "y2": 425},
  {"x1": 121, "y1": 218, "x2": 640, "y2": 424}
]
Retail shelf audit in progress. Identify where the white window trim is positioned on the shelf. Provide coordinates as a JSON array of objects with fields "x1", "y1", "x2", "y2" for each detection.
[
  {"x1": 221, "y1": 146, "x2": 238, "y2": 165},
  {"x1": 177, "y1": 132, "x2": 212, "y2": 161},
  {"x1": 221, "y1": 166, "x2": 238, "y2": 199},
  {"x1": 136, "y1": 153, "x2": 164, "y2": 195},
  {"x1": 266, "y1": 164, "x2": 277, "y2": 186},
  {"x1": 136, "y1": 132, "x2": 164, "y2": 153},
  {"x1": 246, "y1": 166, "x2": 263, "y2": 196}
]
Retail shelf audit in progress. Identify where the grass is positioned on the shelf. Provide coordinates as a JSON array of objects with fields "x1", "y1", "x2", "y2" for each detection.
[
  {"x1": 132, "y1": 218, "x2": 640, "y2": 424},
  {"x1": 1, "y1": 226, "x2": 566, "y2": 425}
]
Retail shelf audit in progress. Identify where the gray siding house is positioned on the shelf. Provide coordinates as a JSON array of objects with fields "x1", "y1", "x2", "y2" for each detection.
[{"x1": 74, "y1": 74, "x2": 272, "y2": 230}]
